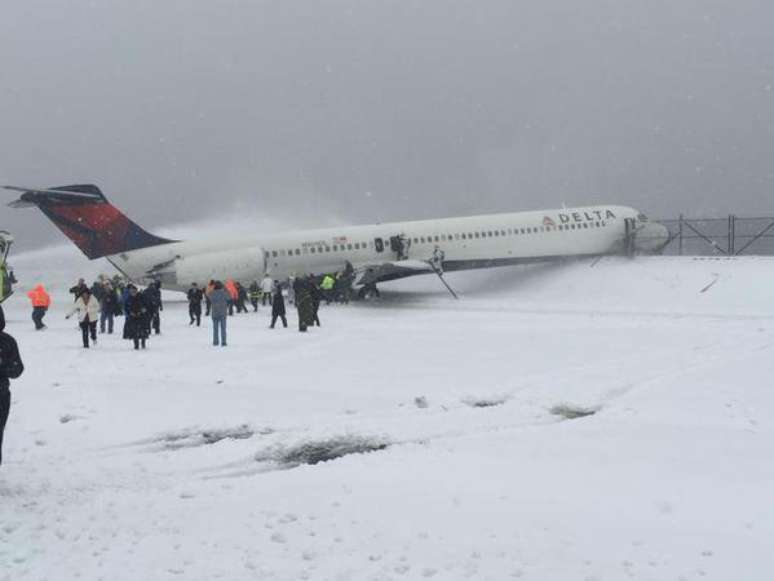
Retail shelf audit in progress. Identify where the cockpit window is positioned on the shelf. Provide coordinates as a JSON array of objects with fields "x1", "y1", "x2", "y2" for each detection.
[{"x1": 637, "y1": 213, "x2": 648, "y2": 222}]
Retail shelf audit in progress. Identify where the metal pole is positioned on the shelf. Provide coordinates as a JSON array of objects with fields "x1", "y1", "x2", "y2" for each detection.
[
  {"x1": 728, "y1": 214, "x2": 735, "y2": 255},
  {"x1": 678, "y1": 214, "x2": 683, "y2": 255}
]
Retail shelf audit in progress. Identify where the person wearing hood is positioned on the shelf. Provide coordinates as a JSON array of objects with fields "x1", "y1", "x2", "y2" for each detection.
[
  {"x1": 66, "y1": 288, "x2": 101, "y2": 348},
  {"x1": 0, "y1": 306, "x2": 24, "y2": 466},
  {"x1": 27, "y1": 284, "x2": 51, "y2": 330}
]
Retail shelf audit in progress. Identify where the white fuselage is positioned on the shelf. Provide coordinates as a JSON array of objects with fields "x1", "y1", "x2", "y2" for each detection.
[{"x1": 106, "y1": 205, "x2": 666, "y2": 291}]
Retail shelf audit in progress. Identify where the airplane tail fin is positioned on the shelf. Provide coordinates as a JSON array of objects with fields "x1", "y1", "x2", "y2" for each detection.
[{"x1": 4, "y1": 184, "x2": 176, "y2": 259}]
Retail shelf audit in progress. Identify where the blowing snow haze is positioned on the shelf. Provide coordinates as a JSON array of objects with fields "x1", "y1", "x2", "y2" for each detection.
[{"x1": 1, "y1": 0, "x2": 773, "y2": 252}]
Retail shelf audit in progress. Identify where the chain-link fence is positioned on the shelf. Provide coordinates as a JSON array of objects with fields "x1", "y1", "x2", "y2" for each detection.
[{"x1": 657, "y1": 216, "x2": 774, "y2": 256}]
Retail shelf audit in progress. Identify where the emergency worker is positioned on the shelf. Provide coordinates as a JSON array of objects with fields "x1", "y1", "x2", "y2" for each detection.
[
  {"x1": 27, "y1": 284, "x2": 51, "y2": 330},
  {"x1": 248, "y1": 280, "x2": 260, "y2": 311}
]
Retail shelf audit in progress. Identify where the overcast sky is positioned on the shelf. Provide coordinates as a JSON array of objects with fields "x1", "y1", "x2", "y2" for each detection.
[{"x1": 1, "y1": 0, "x2": 773, "y2": 251}]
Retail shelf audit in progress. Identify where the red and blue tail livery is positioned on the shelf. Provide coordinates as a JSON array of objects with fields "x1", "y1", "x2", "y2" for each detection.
[{"x1": 4, "y1": 184, "x2": 175, "y2": 259}]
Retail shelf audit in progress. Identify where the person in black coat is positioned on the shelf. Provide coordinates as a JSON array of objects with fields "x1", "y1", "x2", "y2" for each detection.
[
  {"x1": 0, "y1": 306, "x2": 24, "y2": 466},
  {"x1": 293, "y1": 277, "x2": 312, "y2": 332},
  {"x1": 309, "y1": 276, "x2": 322, "y2": 327},
  {"x1": 235, "y1": 282, "x2": 249, "y2": 314},
  {"x1": 269, "y1": 285, "x2": 287, "y2": 328},
  {"x1": 124, "y1": 285, "x2": 150, "y2": 349},
  {"x1": 144, "y1": 281, "x2": 162, "y2": 335},
  {"x1": 187, "y1": 283, "x2": 203, "y2": 326}
]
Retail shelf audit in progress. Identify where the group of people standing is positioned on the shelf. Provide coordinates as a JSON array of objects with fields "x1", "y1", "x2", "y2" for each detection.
[
  {"x1": 25, "y1": 276, "x2": 164, "y2": 350},
  {"x1": 185, "y1": 272, "x2": 340, "y2": 338}
]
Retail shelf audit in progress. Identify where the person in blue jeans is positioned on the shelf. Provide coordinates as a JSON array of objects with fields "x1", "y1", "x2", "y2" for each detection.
[{"x1": 208, "y1": 280, "x2": 230, "y2": 347}]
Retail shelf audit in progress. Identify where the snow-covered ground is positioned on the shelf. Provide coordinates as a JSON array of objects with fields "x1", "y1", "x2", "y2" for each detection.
[{"x1": 1, "y1": 248, "x2": 773, "y2": 580}]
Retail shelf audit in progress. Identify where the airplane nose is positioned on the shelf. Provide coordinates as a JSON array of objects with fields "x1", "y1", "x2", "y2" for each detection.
[{"x1": 634, "y1": 222, "x2": 670, "y2": 253}]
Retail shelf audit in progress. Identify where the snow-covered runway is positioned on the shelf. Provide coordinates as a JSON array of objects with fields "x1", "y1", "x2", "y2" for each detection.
[{"x1": 1, "y1": 252, "x2": 773, "y2": 580}]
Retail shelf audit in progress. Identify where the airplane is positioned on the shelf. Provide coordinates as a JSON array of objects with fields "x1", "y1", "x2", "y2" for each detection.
[{"x1": 4, "y1": 184, "x2": 669, "y2": 296}]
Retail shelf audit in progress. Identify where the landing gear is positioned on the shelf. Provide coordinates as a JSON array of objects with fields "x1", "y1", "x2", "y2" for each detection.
[{"x1": 357, "y1": 283, "x2": 381, "y2": 300}]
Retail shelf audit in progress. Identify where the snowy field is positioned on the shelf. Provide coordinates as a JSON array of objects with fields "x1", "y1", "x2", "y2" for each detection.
[{"x1": 1, "y1": 247, "x2": 774, "y2": 580}]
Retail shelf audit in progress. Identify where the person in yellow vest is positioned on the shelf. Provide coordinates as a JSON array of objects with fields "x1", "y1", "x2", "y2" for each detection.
[{"x1": 320, "y1": 273, "x2": 335, "y2": 305}]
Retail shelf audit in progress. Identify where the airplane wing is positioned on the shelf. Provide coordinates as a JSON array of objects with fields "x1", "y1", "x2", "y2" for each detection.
[{"x1": 356, "y1": 259, "x2": 435, "y2": 286}]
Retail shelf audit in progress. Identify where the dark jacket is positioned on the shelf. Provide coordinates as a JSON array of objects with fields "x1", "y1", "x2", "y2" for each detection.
[
  {"x1": 69, "y1": 282, "x2": 88, "y2": 301},
  {"x1": 272, "y1": 291, "x2": 286, "y2": 316},
  {"x1": 144, "y1": 284, "x2": 162, "y2": 310},
  {"x1": 0, "y1": 307, "x2": 24, "y2": 391},
  {"x1": 101, "y1": 289, "x2": 118, "y2": 313},
  {"x1": 124, "y1": 293, "x2": 150, "y2": 339},
  {"x1": 187, "y1": 287, "x2": 203, "y2": 306}
]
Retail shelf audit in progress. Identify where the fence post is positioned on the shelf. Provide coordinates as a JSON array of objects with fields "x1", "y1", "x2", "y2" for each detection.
[
  {"x1": 728, "y1": 214, "x2": 735, "y2": 255},
  {"x1": 678, "y1": 214, "x2": 684, "y2": 255}
]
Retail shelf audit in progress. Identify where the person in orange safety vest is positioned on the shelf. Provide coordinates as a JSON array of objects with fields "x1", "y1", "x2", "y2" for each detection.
[
  {"x1": 27, "y1": 284, "x2": 51, "y2": 330},
  {"x1": 224, "y1": 279, "x2": 238, "y2": 316}
]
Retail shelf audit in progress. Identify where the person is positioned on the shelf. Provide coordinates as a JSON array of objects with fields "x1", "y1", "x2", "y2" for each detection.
[
  {"x1": 269, "y1": 283, "x2": 287, "y2": 328},
  {"x1": 0, "y1": 305, "x2": 24, "y2": 467},
  {"x1": 204, "y1": 280, "x2": 215, "y2": 316},
  {"x1": 66, "y1": 288, "x2": 100, "y2": 348},
  {"x1": 261, "y1": 274, "x2": 274, "y2": 306},
  {"x1": 69, "y1": 278, "x2": 88, "y2": 301},
  {"x1": 286, "y1": 275, "x2": 296, "y2": 305},
  {"x1": 144, "y1": 281, "x2": 162, "y2": 335},
  {"x1": 27, "y1": 283, "x2": 51, "y2": 330},
  {"x1": 293, "y1": 277, "x2": 313, "y2": 332},
  {"x1": 248, "y1": 280, "x2": 260, "y2": 312},
  {"x1": 308, "y1": 276, "x2": 322, "y2": 327},
  {"x1": 209, "y1": 280, "x2": 230, "y2": 346},
  {"x1": 113, "y1": 279, "x2": 126, "y2": 318},
  {"x1": 320, "y1": 273, "x2": 335, "y2": 304},
  {"x1": 90, "y1": 279, "x2": 105, "y2": 304},
  {"x1": 124, "y1": 284, "x2": 150, "y2": 349},
  {"x1": 334, "y1": 271, "x2": 352, "y2": 304},
  {"x1": 431, "y1": 245, "x2": 445, "y2": 273},
  {"x1": 225, "y1": 279, "x2": 238, "y2": 316},
  {"x1": 99, "y1": 281, "x2": 117, "y2": 334},
  {"x1": 187, "y1": 282, "x2": 203, "y2": 326},
  {"x1": 235, "y1": 282, "x2": 249, "y2": 313}
]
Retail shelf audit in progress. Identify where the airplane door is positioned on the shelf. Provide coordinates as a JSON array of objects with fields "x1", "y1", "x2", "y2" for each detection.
[{"x1": 374, "y1": 237, "x2": 384, "y2": 253}]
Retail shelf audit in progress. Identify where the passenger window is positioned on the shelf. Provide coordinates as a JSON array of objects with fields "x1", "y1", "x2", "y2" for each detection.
[
  {"x1": 295, "y1": 249, "x2": 301, "y2": 255},
  {"x1": 461, "y1": 233, "x2": 466, "y2": 239},
  {"x1": 310, "y1": 248, "x2": 316, "y2": 253},
  {"x1": 271, "y1": 250, "x2": 278, "y2": 257},
  {"x1": 434, "y1": 236, "x2": 439, "y2": 242}
]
